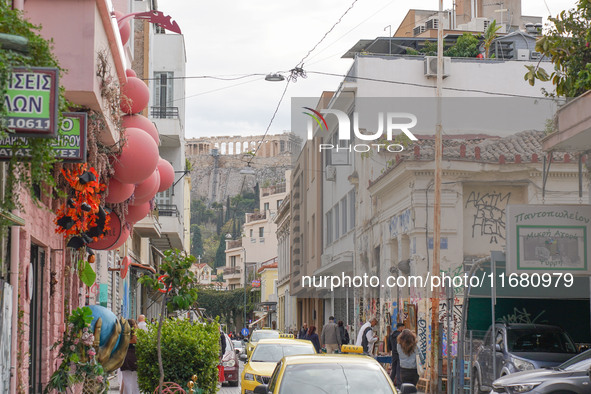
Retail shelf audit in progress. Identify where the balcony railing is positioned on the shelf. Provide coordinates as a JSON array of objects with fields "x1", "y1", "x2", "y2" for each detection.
[
  {"x1": 247, "y1": 212, "x2": 266, "y2": 222},
  {"x1": 227, "y1": 239, "x2": 242, "y2": 249},
  {"x1": 223, "y1": 267, "x2": 241, "y2": 275},
  {"x1": 157, "y1": 204, "x2": 179, "y2": 217},
  {"x1": 151, "y1": 106, "x2": 179, "y2": 119},
  {"x1": 261, "y1": 183, "x2": 286, "y2": 196}
]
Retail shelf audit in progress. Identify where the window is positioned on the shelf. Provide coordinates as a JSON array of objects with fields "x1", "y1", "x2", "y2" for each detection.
[
  {"x1": 259, "y1": 227, "x2": 264, "y2": 238},
  {"x1": 341, "y1": 197, "x2": 347, "y2": 235},
  {"x1": 250, "y1": 229, "x2": 254, "y2": 238},
  {"x1": 349, "y1": 190, "x2": 356, "y2": 229},
  {"x1": 326, "y1": 210, "x2": 333, "y2": 245},
  {"x1": 155, "y1": 189, "x2": 172, "y2": 206},
  {"x1": 264, "y1": 202, "x2": 270, "y2": 212},
  {"x1": 335, "y1": 204, "x2": 340, "y2": 240},
  {"x1": 230, "y1": 256, "x2": 236, "y2": 268},
  {"x1": 154, "y1": 71, "x2": 174, "y2": 110},
  {"x1": 277, "y1": 199, "x2": 283, "y2": 210}
]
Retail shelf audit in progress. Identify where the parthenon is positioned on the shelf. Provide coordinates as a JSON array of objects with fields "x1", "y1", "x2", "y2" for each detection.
[{"x1": 186, "y1": 132, "x2": 301, "y2": 158}]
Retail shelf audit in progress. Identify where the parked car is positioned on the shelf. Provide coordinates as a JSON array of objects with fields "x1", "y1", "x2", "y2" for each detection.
[
  {"x1": 473, "y1": 323, "x2": 578, "y2": 393},
  {"x1": 222, "y1": 333, "x2": 240, "y2": 387},
  {"x1": 233, "y1": 339, "x2": 245, "y2": 356},
  {"x1": 492, "y1": 349, "x2": 591, "y2": 393}
]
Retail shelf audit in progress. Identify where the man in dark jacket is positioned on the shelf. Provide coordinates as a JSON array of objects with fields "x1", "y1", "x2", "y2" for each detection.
[
  {"x1": 388, "y1": 323, "x2": 405, "y2": 388},
  {"x1": 298, "y1": 322, "x2": 308, "y2": 339}
]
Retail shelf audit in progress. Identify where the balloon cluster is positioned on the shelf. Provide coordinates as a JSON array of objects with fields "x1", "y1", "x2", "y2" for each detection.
[
  {"x1": 55, "y1": 164, "x2": 111, "y2": 250},
  {"x1": 104, "y1": 68, "x2": 175, "y2": 241}
]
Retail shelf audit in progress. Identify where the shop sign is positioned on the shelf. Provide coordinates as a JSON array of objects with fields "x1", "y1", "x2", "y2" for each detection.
[
  {"x1": 0, "y1": 112, "x2": 87, "y2": 162},
  {"x1": 251, "y1": 279, "x2": 261, "y2": 288},
  {"x1": 3, "y1": 67, "x2": 59, "y2": 137},
  {"x1": 506, "y1": 205, "x2": 591, "y2": 275}
]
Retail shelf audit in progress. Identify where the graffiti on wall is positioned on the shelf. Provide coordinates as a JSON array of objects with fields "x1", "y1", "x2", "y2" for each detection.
[
  {"x1": 389, "y1": 209, "x2": 411, "y2": 238},
  {"x1": 417, "y1": 312, "x2": 428, "y2": 366},
  {"x1": 439, "y1": 299, "x2": 463, "y2": 356},
  {"x1": 500, "y1": 307, "x2": 547, "y2": 324},
  {"x1": 440, "y1": 264, "x2": 464, "y2": 295},
  {"x1": 465, "y1": 190, "x2": 511, "y2": 244}
]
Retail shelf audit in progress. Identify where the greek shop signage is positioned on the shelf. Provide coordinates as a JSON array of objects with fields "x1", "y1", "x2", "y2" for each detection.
[
  {"x1": 0, "y1": 112, "x2": 87, "y2": 162},
  {"x1": 3, "y1": 67, "x2": 59, "y2": 137},
  {"x1": 506, "y1": 205, "x2": 591, "y2": 275}
]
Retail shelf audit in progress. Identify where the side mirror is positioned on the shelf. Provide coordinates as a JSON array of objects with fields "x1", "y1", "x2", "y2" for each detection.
[
  {"x1": 253, "y1": 384, "x2": 270, "y2": 394},
  {"x1": 239, "y1": 354, "x2": 248, "y2": 362},
  {"x1": 235, "y1": 349, "x2": 240, "y2": 355},
  {"x1": 400, "y1": 383, "x2": 418, "y2": 394},
  {"x1": 495, "y1": 344, "x2": 502, "y2": 352}
]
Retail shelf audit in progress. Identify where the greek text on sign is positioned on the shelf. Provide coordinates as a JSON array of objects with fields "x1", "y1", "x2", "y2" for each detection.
[
  {"x1": 0, "y1": 112, "x2": 87, "y2": 162},
  {"x1": 2, "y1": 67, "x2": 59, "y2": 137}
]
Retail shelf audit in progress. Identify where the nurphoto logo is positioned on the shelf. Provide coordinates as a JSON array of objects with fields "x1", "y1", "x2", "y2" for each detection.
[{"x1": 302, "y1": 107, "x2": 418, "y2": 153}]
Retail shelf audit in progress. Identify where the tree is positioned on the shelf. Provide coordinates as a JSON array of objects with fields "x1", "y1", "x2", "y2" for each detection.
[
  {"x1": 444, "y1": 33, "x2": 480, "y2": 57},
  {"x1": 483, "y1": 19, "x2": 502, "y2": 58},
  {"x1": 214, "y1": 236, "x2": 226, "y2": 268},
  {"x1": 190, "y1": 224, "x2": 204, "y2": 258},
  {"x1": 138, "y1": 249, "x2": 198, "y2": 393},
  {"x1": 525, "y1": 0, "x2": 591, "y2": 97}
]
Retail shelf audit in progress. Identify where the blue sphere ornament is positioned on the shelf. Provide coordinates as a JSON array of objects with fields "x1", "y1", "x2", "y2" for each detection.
[{"x1": 88, "y1": 305, "x2": 122, "y2": 354}]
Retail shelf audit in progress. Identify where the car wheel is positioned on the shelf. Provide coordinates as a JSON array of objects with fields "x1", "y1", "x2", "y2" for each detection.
[
  {"x1": 229, "y1": 380, "x2": 239, "y2": 387},
  {"x1": 472, "y1": 370, "x2": 485, "y2": 394}
]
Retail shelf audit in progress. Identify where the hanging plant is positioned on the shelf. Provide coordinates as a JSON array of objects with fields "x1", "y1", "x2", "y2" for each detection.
[{"x1": 0, "y1": 3, "x2": 69, "y2": 223}]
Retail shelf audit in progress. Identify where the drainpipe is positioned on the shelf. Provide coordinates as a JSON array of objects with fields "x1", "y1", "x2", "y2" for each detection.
[
  {"x1": 12, "y1": 0, "x2": 24, "y2": 10},
  {"x1": 10, "y1": 223, "x2": 20, "y2": 394}
]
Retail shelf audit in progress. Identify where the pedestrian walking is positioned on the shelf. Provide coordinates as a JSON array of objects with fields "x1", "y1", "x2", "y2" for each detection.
[
  {"x1": 397, "y1": 329, "x2": 419, "y2": 385},
  {"x1": 388, "y1": 323, "x2": 405, "y2": 388},
  {"x1": 320, "y1": 316, "x2": 341, "y2": 353},
  {"x1": 356, "y1": 318, "x2": 378, "y2": 354},
  {"x1": 120, "y1": 319, "x2": 140, "y2": 394},
  {"x1": 337, "y1": 320, "x2": 350, "y2": 345},
  {"x1": 298, "y1": 322, "x2": 308, "y2": 339},
  {"x1": 306, "y1": 326, "x2": 321, "y2": 353}
]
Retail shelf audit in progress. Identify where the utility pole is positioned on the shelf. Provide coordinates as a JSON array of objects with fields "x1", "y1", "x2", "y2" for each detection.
[{"x1": 430, "y1": 0, "x2": 444, "y2": 393}]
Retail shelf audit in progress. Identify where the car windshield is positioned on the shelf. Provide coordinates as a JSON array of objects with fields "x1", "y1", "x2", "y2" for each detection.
[
  {"x1": 251, "y1": 344, "x2": 315, "y2": 363},
  {"x1": 232, "y1": 341, "x2": 242, "y2": 348},
  {"x1": 250, "y1": 330, "x2": 280, "y2": 343},
  {"x1": 559, "y1": 349, "x2": 591, "y2": 371},
  {"x1": 507, "y1": 329, "x2": 577, "y2": 353},
  {"x1": 278, "y1": 363, "x2": 394, "y2": 394}
]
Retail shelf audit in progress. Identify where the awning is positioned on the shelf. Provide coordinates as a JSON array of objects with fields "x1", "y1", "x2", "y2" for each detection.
[{"x1": 249, "y1": 313, "x2": 268, "y2": 328}]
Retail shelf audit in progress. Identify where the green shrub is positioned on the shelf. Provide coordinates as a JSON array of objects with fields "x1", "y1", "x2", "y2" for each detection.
[{"x1": 136, "y1": 319, "x2": 219, "y2": 393}]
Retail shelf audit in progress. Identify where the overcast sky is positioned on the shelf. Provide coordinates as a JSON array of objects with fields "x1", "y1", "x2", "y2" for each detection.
[{"x1": 161, "y1": 0, "x2": 578, "y2": 139}]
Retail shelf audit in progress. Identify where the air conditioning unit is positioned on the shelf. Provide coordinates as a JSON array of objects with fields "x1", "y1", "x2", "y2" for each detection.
[
  {"x1": 413, "y1": 25, "x2": 426, "y2": 36},
  {"x1": 426, "y1": 18, "x2": 439, "y2": 30},
  {"x1": 530, "y1": 51, "x2": 542, "y2": 60},
  {"x1": 326, "y1": 165, "x2": 336, "y2": 181},
  {"x1": 517, "y1": 49, "x2": 530, "y2": 61},
  {"x1": 424, "y1": 56, "x2": 451, "y2": 78}
]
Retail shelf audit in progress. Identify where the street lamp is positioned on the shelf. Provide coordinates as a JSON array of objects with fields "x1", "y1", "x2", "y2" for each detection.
[{"x1": 265, "y1": 72, "x2": 285, "y2": 82}]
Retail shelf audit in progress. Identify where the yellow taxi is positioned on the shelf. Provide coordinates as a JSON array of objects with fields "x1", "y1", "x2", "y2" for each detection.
[
  {"x1": 249, "y1": 345, "x2": 397, "y2": 394},
  {"x1": 245, "y1": 328, "x2": 281, "y2": 358},
  {"x1": 241, "y1": 338, "x2": 316, "y2": 394}
]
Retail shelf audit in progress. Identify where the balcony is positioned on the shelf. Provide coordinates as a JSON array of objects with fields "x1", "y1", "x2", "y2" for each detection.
[
  {"x1": 543, "y1": 91, "x2": 591, "y2": 152},
  {"x1": 261, "y1": 183, "x2": 286, "y2": 196},
  {"x1": 223, "y1": 266, "x2": 241, "y2": 275},
  {"x1": 151, "y1": 204, "x2": 183, "y2": 250},
  {"x1": 134, "y1": 212, "x2": 161, "y2": 238},
  {"x1": 227, "y1": 239, "x2": 242, "y2": 250},
  {"x1": 247, "y1": 212, "x2": 266, "y2": 223},
  {"x1": 151, "y1": 106, "x2": 179, "y2": 119},
  {"x1": 24, "y1": 0, "x2": 126, "y2": 145},
  {"x1": 224, "y1": 266, "x2": 242, "y2": 282}
]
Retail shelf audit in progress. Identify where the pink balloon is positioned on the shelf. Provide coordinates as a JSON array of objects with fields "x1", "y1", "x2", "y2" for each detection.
[
  {"x1": 121, "y1": 114, "x2": 159, "y2": 145},
  {"x1": 125, "y1": 69, "x2": 136, "y2": 78},
  {"x1": 157, "y1": 158, "x2": 174, "y2": 192},
  {"x1": 107, "y1": 225, "x2": 131, "y2": 250},
  {"x1": 129, "y1": 172, "x2": 159, "y2": 206},
  {"x1": 105, "y1": 178, "x2": 134, "y2": 204},
  {"x1": 88, "y1": 212, "x2": 122, "y2": 250},
  {"x1": 113, "y1": 127, "x2": 159, "y2": 184},
  {"x1": 114, "y1": 11, "x2": 131, "y2": 46},
  {"x1": 126, "y1": 202, "x2": 151, "y2": 223},
  {"x1": 120, "y1": 77, "x2": 149, "y2": 114},
  {"x1": 133, "y1": 170, "x2": 159, "y2": 200}
]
